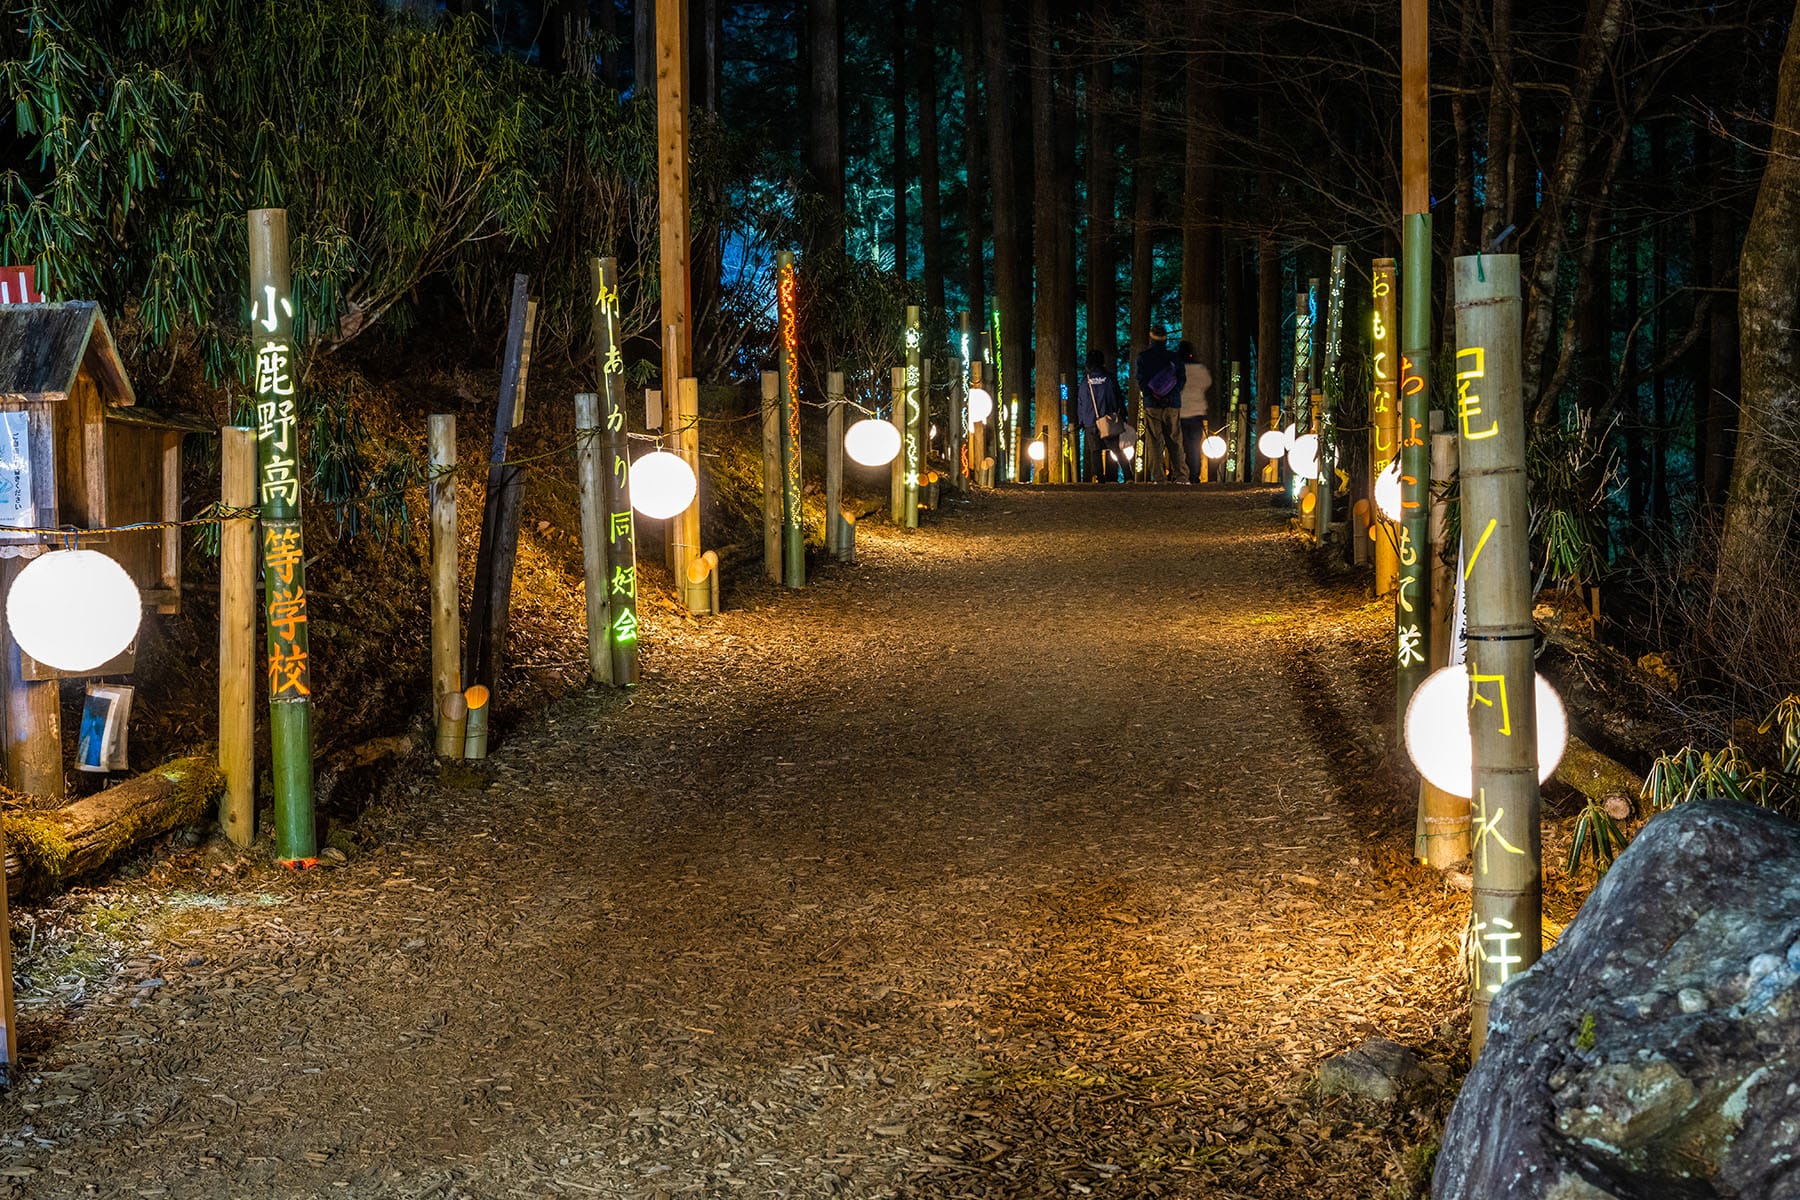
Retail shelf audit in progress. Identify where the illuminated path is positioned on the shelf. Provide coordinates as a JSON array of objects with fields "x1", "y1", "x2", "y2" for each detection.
[{"x1": 0, "y1": 485, "x2": 1463, "y2": 1198}]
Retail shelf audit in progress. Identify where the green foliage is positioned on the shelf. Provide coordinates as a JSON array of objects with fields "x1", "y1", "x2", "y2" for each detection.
[
  {"x1": 1566, "y1": 799, "x2": 1631, "y2": 878},
  {"x1": 1575, "y1": 1011, "x2": 1596, "y2": 1051},
  {"x1": 1642, "y1": 741, "x2": 1776, "y2": 812},
  {"x1": 1529, "y1": 411, "x2": 1613, "y2": 591},
  {"x1": 793, "y1": 247, "x2": 913, "y2": 417}
]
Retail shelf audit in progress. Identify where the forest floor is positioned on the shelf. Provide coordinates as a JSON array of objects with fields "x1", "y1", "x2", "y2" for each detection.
[{"x1": 0, "y1": 484, "x2": 1472, "y2": 1199}]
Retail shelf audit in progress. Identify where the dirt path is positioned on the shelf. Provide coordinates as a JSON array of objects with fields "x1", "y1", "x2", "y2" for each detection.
[{"x1": 0, "y1": 485, "x2": 1467, "y2": 1199}]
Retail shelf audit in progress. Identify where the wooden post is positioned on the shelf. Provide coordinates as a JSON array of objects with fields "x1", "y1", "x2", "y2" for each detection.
[
  {"x1": 1398, "y1": 0, "x2": 1434, "y2": 741},
  {"x1": 247, "y1": 207, "x2": 315, "y2": 865},
  {"x1": 465, "y1": 275, "x2": 533, "y2": 697},
  {"x1": 1, "y1": 555, "x2": 62, "y2": 800},
  {"x1": 825, "y1": 370, "x2": 846, "y2": 558},
  {"x1": 777, "y1": 251, "x2": 804, "y2": 586},
  {"x1": 656, "y1": 0, "x2": 692, "y2": 399},
  {"x1": 1421, "y1": 425, "x2": 1471, "y2": 869},
  {"x1": 904, "y1": 306, "x2": 923, "y2": 527},
  {"x1": 0, "y1": 814, "x2": 14, "y2": 1069},
  {"x1": 673, "y1": 377, "x2": 705, "y2": 613},
  {"x1": 218, "y1": 427, "x2": 256, "y2": 847},
  {"x1": 952, "y1": 310, "x2": 970, "y2": 491},
  {"x1": 1316, "y1": 246, "x2": 1347, "y2": 542},
  {"x1": 970, "y1": 360, "x2": 989, "y2": 488},
  {"x1": 575, "y1": 394, "x2": 610, "y2": 684},
  {"x1": 761, "y1": 371, "x2": 781, "y2": 580},
  {"x1": 428, "y1": 415, "x2": 464, "y2": 734},
  {"x1": 1372, "y1": 257, "x2": 1401, "y2": 596},
  {"x1": 1455, "y1": 252, "x2": 1539, "y2": 1056},
  {"x1": 591, "y1": 256, "x2": 640, "y2": 686},
  {"x1": 890, "y1": 366, "x2": 907, "y2": 522}
]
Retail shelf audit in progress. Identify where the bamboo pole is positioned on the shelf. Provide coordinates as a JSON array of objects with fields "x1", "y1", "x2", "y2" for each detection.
[
  {"x1": 761, "y1": 371, "x2": 781, "y2": 581},
  {"x1": 0, "y1": 814, "x2": 13, "y2": 1067},
  {"x1": 904, "y1": 306, "x2": 923, "y2": 527},
  {"x1": 575, "y1": 394, "x2": 610, "y2": 684},
  {"x1": 952, "y1": 310, "x2": 970, "y2": 491},
  {"x1": 1455, "y1": 252, "x2": 1539, "y2": 1056},
  {"x1": 825, "y1": 371, "x2": 846, "y2": 558},
  {"x1": 1422, "y1": 426, "x2": 1471, "y2": 868},
  {"x1": 427, "y1": 415, "x2": 464, "y2": 732},
  {"x1": 0, "y1": 556, "x2": 61, "y2": 801},
  {"x1": 971, "y1": 360, "x2": 989, "y2": 487},
  {"x1": 1398, "y1": 0, "x2": 1433, "y2": 738},
  {"x1": 464, "y1": 275, "x2": 533, "y2": 695},
  {"x1": 777, "y1": 252, "x2": 804, "y2": 585},
  {"x1": 1227, "y1": 362, "x2": 1243, "y2": 482},
  {"x1": 673, "y1": 376, "x2": 705, "y2": 613},
  {"x1": 1372, "y1": 257, "x2": 1401, "y2": 596},
  {"x1": 656, "y1": 0, "x2": 692, "y2": 397},
  {"x1": 890, "y1": 366, "x2": 906, "y2": 522},
  {"x1": 1316, "y1": 247, "x2": 1347, "y2": 542},
  {"x1": 592, "y1": 256, "x2": 639, "y2": 685},
  {"x1": 247, "y1": 208, "x2": 315, "y2": 865},
  {"x1": 218, "y1": 426, "x2": 256, "y2": 847}
]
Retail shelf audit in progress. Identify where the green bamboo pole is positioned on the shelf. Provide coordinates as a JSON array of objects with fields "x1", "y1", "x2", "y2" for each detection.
[
  {"x1": 1316, "y1": 247, "x2": 1347, "y2": 542},
  {"x1": 776, "y1": 251, "x2": 805, "y2": 583},
  {"x1": 1398, "y1": 0, "x2": 1432, "y2": 757},
  {"x1": 247, "y1": 208, "x2": 316, "y2": 866},
  {"x1": 953, "y1": 310, "x2": 971, "y2": 490},
  {"x1": 1292, "y1": 288, "x2": 1313, "y2": 509},
  {"x1": 1227, "y1": 362, "x2": 1243, "y2": 481},
  {"x1": 1371, "y1": 258, "x2": 1401, "y2": 595},
  {"x1": 904, "y1": 305, "x2": 923, "y2": 525},
  {"x1": 1454, "y1": 253, "x2": 1539, "y2": 1056},
  {"x1": 591, "y1": 257, "x2": 640, "y2": 685}
]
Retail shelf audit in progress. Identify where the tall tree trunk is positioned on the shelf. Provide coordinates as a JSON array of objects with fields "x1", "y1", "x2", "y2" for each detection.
[
  {"x1": 806, "y1": 0, "x2": 845, "y2": 253},
  {"x1": 597, "y1": 0, "x2": 619, "y2": 89},
  {"x1": 1055, "y1": 18, "x2": 1077, "y2": 427},
  {"x1": 1257, "y1": 235, "x2": 1279, "y2": 454},
  {"x1": 892, "y1": 0, "x2": 910, "y2": 276},
  {"x1": 1086, "y1": 55, "x2": 1117, "y2": 365},
  {"x1": 688, "y1": 0, "x2": 718, "y2": 111},
  {"x1": 984, "y1": 0, "x2": 1025, "y2": 414},
  {"x1": 634, "y1": 0, "x2": 655, "y2": 97},
  {"x1": 960, "y1": 0, "x2": 987, "y2": 324},
  {"x1": 1701, "y1": 133, "x2": 1741, "y2": 511},
  {"x1": 1717, "y1": 0, "x2": 1800, "y2": 596},
  {"x1": 1179, "y1": 4, "x2": 1219, "y2": 373},
  {"x1": 1030, "y1": 0, "x2": 1065, "y2": 475},
  {"x1": 915, "y1": 0, "x2": 945, "y2": 317},
  {"x1": 1482, "y1": 0, "x2": 1515, "y2": 247},
  {"x1": 1127, "y1": 56, "x2": 1156, "y2": 419},
  {"x1": 1522, "y1": 0, "x2": 1627, "y2": 417}
]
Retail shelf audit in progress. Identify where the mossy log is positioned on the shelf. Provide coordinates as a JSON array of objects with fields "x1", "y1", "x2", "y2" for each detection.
[
  {"x1": 4, "y1": 756, "x2": 225, "y2": 899},
  {"x1": 1554, "y1": 735, "x2": 1642, "y2": 818}
]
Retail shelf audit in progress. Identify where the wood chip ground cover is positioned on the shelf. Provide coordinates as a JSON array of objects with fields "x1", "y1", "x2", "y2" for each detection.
[{"x1": 1, "y1": 486, "x2": 1468, "y2": 1198}]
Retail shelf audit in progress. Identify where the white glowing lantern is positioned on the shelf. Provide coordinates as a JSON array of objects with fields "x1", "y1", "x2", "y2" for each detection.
[
  {"x1": 1202, "y1": 435, "x2": 1227, "y2": 460},
  {"x1": 1121, "y1": 443, "x2": 1136, "y2": 462},
  {"x1": 629, "y1": 450, "x2": 698, "y2": 520},
  {"x1": 1282, "y1": 422, "x2": 1297, "y2": 452},
  {"x1": 967, "y1": 387, "x2": 994, "y2": 426},
  {"x1": 1257, "y1": 429, "x2": 1287, "y2": 459},
  {"x1": 1286, "y1": 433, "x2": 1320, "y2": 480},
  {"x1": 7, "y1": 549, "x2": 142, "y2": 672},
  {"x1": 1026, "y1": 439, "x2": 1046, "y2": 463},
  {"x1": 844, "y1": 417, "x2": 902, "y2": 467},
  {"x1": 1404, "y1": 665, "x2": 1569, "y2": 799},
  {"x1": 1375, "y1": 458, "x2": 1404, "y2": 523}
]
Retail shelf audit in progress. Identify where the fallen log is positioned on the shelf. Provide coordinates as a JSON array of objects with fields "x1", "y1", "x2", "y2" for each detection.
[
  {"x1": 1553, "y1": 734, "x2": 1642, "y2": 819},
  {"x1": 4, "y1": 756, "x2": 225, "y2": 900}
]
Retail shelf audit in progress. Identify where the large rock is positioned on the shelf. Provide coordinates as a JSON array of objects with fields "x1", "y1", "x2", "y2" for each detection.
[{"x1": 1434, "y1": 800, "x2": 1800, "y2": 1200}]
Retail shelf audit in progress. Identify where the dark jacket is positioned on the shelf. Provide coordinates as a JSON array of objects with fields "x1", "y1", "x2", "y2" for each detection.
[
  {"x1": 1076, "y1": 371, "x2": 1123, "y2": 427},
  {"x1": 1135, "y1": 342, "x2": 1186, "y2": 408}
]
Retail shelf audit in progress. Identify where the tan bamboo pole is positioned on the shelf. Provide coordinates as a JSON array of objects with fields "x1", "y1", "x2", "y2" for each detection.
[
  {"x1": 427, "y1": 415, "x2": 464, "y2": 737},
  {"x1": 674, "y1": 377, "x2": 705, "y2": 613},
  {"x1": 761, "y1": 371, "x2": 781, "y2": 581},
  {"x1": 1421, "y1": 425, "x2": 1471, "y2": 868},
  {"x1": 218, "y1": 426, "x2": 256, "y2": 846},
  {"x1": 952, "y1": 311, "x2": 971, "y2": 491},
  {"x1": 825, "y1": 370, "x2": 846, "y2": 557},
  {"x1": 575, "y1": 395, "x2": 611, "y2": 684},
  {"x1": 890, "y1": 366, "x2": 907, "y2": 522},
  {"x1": 1371, "y1": 257, "x2": 1401, "y2": 595},
  {"x1": 0, "y1": 815, "x2": 13, "y2": 1066},
  {"x1": 904, "y1": 307, "x2": 923, "y2": 526},
  {"x1": 970, "y1": 360, "x2": 989, "y2": 486},
  {"x1": 777, "y1": 254, "x2": 805, "y2": 584},
  {"x1": 1455, "y1": 252, "x2": 1540, "y2": 1056}
]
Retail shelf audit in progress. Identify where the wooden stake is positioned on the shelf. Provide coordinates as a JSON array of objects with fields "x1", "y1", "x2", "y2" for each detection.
[
  {"x1": 591, "y1": 256, "x2": 640, "y2": 685},
  {"x1": 575, "y1": 395, "x2": 611, "y2": 684},
  {"x1": 673, "y1": 377, "x2": 705, "y2": 613},
  {"x1": 465, "y1": 275, "x2": 533, "y2": 695},
  {"x1": 0, "y1": 814, "x2": 14, "y2": 1070},
  {"x1": 761, "y1": 371, "x2": 782, "y2": 581},
  {"x1": 218, "y1": 426, "x2": 256, "y2": 846},
  {"x1": 247, "y1": 207, "x2": 314, "y2": 864},
  {"x1": 1455, "y1": 252, "x2": 1540, "y2": 1056},
  {"x1": 825, "y1": 371, "x2": 846, "y2": 558}
]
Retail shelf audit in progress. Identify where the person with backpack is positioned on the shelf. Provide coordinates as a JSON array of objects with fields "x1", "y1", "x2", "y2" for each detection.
[
  {"x1": 1135, "y1": 327, "x2": 1187, "y2": 482},
  {"x1": 1176, "y1": 340, "x2": 1215, "y2": 484},
  {"x1": 1076, "y1": 349, "x2": 1130, "y2": 482}
]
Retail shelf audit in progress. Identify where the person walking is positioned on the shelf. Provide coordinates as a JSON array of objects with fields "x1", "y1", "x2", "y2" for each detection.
[
  {"x1": 1076, "y1": 350, "x2": 1129, "y2": 482},
  {"x1": 1135, "y1": 327, "x2": 1186, "y2": 482},
  {"x1": 1176, "y1": 340, "x2": 1214, "y2": 484}
]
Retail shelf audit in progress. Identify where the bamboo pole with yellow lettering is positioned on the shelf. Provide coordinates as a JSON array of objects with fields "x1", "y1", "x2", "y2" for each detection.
[
  {"x1": 1371, "y1": 257, "x2": 1400, "y2": 594},
  {"x1": 1455, "y1": 252, "x2": 1540, "y2": 1056},
  {"x1": 592, "y1": 257, "x2": 642, "y2": 682}
]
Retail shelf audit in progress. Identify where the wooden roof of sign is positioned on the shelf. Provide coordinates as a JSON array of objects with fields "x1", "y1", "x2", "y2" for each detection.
[{"x1": 0, "y1": 301, "x2": 136, "y2": 408}]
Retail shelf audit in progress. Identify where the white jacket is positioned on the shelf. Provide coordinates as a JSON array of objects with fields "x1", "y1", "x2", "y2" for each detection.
[{"x1": 1178, "y1": 364, "x2": 1214, "y2": 419}]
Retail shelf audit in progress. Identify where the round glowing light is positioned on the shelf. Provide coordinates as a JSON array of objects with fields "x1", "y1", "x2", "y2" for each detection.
[
  {"x1": 1404, "y1": 666, "x2": 1569, "y2": 800},
  {"x1": 1258, "y1": 429, "x2": 1287, "y2": 459},
  {"x1": 628, "y1": 450, "x2": 698, "y2": 520},
  {"x1": 967, "y1": 387, "x2": 994, "y2": 425},
  {"x1": 1287, "y1": 433, "x2": 1320, "y2": 480},
  {"x1": 7, "y1": 549, "x2": 142, "y2": 672},
  {"x1": 904, "y1": 327, "x2": 922, "y2": 349},
  {"x1": 1122, "y1": 443, "x2": 1136, "y2": 462},
  {"x1": 1282, "y1": 422, "x2": 1297, "y2": 452},
  {"x1": 844, "y1": 417, "x2": 902, "y2": 467},
  {"x1": 1375, "y1": 459, "x2": 1404, "y2": 523},
  {"x1": 1026, "y1": 439, "x2": 1046, "y2": 463},
  {"x1": 1202, "y1": 435, "x2": 1227, "y2": 460}
]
